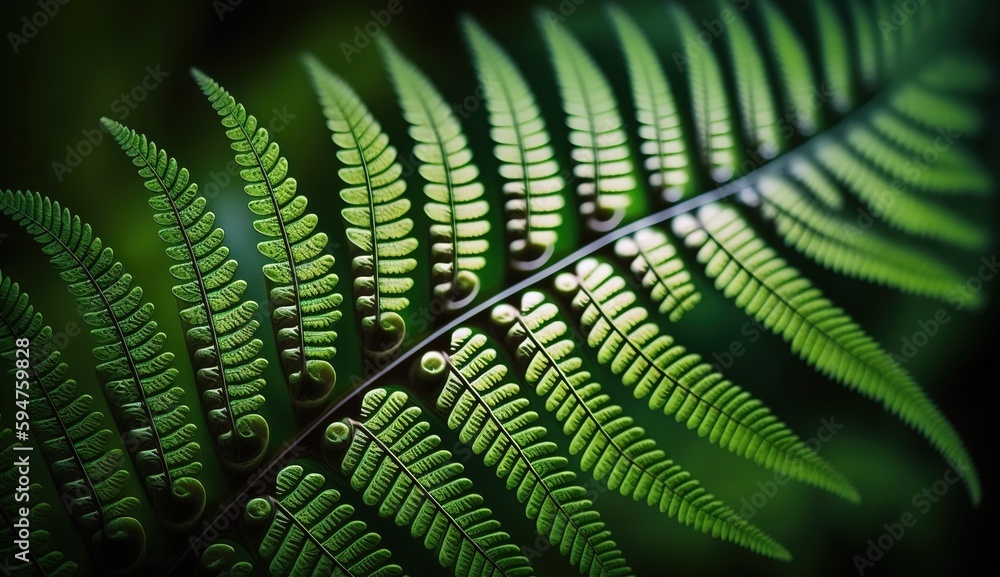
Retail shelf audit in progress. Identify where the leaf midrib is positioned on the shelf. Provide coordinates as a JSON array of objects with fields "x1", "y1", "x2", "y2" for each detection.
[
  {"x1": 514, "y1": 314, "x2": 746, "y2": 539},
  {"x1": 224, "y1": 95, "x2": 310, "y2": 392},
  {"x1": 129, "y1": 141, "x2": 240, "y2": 460},
  {"x1": 7, "y1": 198, "x2": 174, "y2": 489},
  {"x1": 445, "y1": 356, "x2": 612, "y2": 575},
  {"x1": 350, "y1": 419, "x2": 509, "y2": 577}
]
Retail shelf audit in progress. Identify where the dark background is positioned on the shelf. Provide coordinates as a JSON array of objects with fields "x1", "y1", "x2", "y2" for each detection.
[{"x1": 0, "y1": 1, "x2": 996, "y2": 576}]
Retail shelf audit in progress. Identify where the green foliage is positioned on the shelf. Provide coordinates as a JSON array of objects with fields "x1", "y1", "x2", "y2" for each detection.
[
  {"x1": 243, "y1": 464, "x2": 403, "y2": 577},
  {"x1": 380, "y1": 36, "x2": 492, "y2": 310},
  {"x1": 0, "y1": 0, "x2": 993, "y2": 574},
  {"x1": 193, "y1": 69, "x2": 343, "y2": 408},
  {"x1": 0, "y1": 274, "x2": 145, "y2": 571},
  {"x1": 428, "y1": 328, "x2": 631, "y2": 577},
  {"x1": 674, "y1": 204, "x2": 980, "y2": 502},
  {"x1": 104, "y1": 119, "x2": 270, "y2": 470},
  {"x1": 555, "y1": 259, "x2": 859, "y2": 501},
  {"x1": 608, "y1": 4, "x2": 694, "y2": 201},
  {"x1": 0, "y1": 190, "x2": 206, "y2": 530},
  {"x1": 326, "y1": 389, "x2": 533, "y2": 577},
  {"x1": 304, "y1": 56, "x2": 417, "y2": 358},
  {"x1": 539, "y1": 10, "x2": 645, "y2": 231},
  {"x1": 491, "y1": 292, "x2": 792, "y2": 560},
  {"x1": 463, "y1": 16, "x2": 570, "y2": 270}
]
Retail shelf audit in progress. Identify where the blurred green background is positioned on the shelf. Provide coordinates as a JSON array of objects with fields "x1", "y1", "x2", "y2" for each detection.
[{"x1": 0, "y1": 1, "x2": 997, "y2": 575}]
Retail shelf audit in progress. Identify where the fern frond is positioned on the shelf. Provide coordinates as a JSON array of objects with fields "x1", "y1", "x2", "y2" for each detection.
[
  {"x1": 608, "y1": 4, "x2": 694, "y2": 201},
  {"x1": 104, "y1": 119, "x2": 269, "y2": 469},
  {"x1": 462, "y1": 16, "x2": 569, "y2": 271},
  {"x1": 243, "y1": 464, "x2": 403, "y2": 577},
  {"x1": 0, "y1": 190, "x2": 206, "y2": 529},
  {"x1": 667, "y1": 3, "x2": 739, "y2": 182},
  {"x1": 303, "y1": 56, "x2": 417, "y2": 358},
  {"x1": 612, "y1": 228, "x2": 701, "y2": 322},
  {"x1": 427, "y1": 328, "x2": 632, "y2": 577},
  {"x1": 674, "y1": 203, "x2": 980, "y2": 503},
  {"x1": 716, "y1": 0, "x2": 783, "y2": 157},
  {"x1": 379, "y1": 36, "x2": 491, "y2": 310},
  {"x1": 324, "y1": 389, "x2": 533, "y2": 577},
  {"x1": 847, "y1": 0, "x2": 878, "y2": 91},
  {"x1": 816, "y1": 139, "x2": 988, "y2": 249},
  {"x1": 843, "y1": 125, "x2": 991, "y2": 198},
  {"x1": 811, "y1": 0, "x2": 852, "y2": 112},
  {"x1": 757, "y1": 0, "x2": 821, "y2": 135},
  {"x1": 538, "y1": 11, "x2": 643, "y2": 231},
  {"x1": 0, "y1": 470, "x2": 77, "y2": 577},
  {"x1": 492, "y1": 293, "x2": 793, "y2": 560},
  {"x1": 192, "y1": 68, "x2": 342, "y2": 407},
  {"x1": 200, "y1": 542, "x2": 259, "y2": 577},
  {"x1": 0, "y1": 274, "x2": 145, "y2": 571},
  {"x1": 555, "y1": 259, "x2": 859, "y2": 501},
  {"x1": 754, "y1": 173, "x2": 978, "y2": 306}
]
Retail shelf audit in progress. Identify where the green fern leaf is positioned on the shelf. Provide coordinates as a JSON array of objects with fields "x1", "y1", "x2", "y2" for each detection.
[
  {"x1": 674, "y1": 203, "x2": 980, "y2": 502},
  {"x1": 304, "y1": 56, "x2": 417, "y2": 358},
  {"x1": 753, "y1": 173, "x2": 978, "y2": 306},
  {"x1": 0, "y1": 190, "x2": 206, "y2": 529},
  {"x1": 243, "y1": 464, "x2": 404, "y2": 577},
  {"x1": 715, "y1": 0, "x2": 783, "y2": 158},
  {"x1": 612, "y1": 228, "x2": 701, "y2": 322},
  {"x1": 816, "y1": 138, "x2": 987, "y2": 249},
  {"x1": 608, "y1": 4, "x2": 694, "y2": 201},
  {"x1": 756, "y1": 0, "x2": 821, "y2": 135},
  {"x1": 491, "y1": 293, "x2": 793, "y2": 560},
  {"x1": 538, "y1": 10, "x2": 644, "y2": 231},
  {"x1": 811, "y1": 0, "x2": 852, "y2": 112},
  {"x1": 667, "y1": 2, "x2": 739, "y2": 182},
  {"x1": 200, "y1": 542, "x2": 259, "y2": 577},
  {"x1": 324, "y1": 389, "x2": 533, "y2": 577},
  {"x1": 0, "y1": 273, "x2": 145, "y2": 571},
  {"x1": 104, "y1": 119, "x2": 270, "y2": 470},
  {"x1": 847, "y1": 0, "x2": 879, "y2": 91},
  {"x1": 425, "y1": 328, "x2": 632, "y2": 577},
  {"x1": 192, "y1": 68, "x2": 342, "y2": 408},
  {"x1": 554, "y1": 258, "x2": 859, "y2": 501},
  {"x1": 379, "y1": 36, "x2": 491, "y2": 310},
  {"x1": 462, "y1": 16, "x2": 569, "y2": 270}
]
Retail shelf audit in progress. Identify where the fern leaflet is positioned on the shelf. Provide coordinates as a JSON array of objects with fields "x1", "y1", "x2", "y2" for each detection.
[
  {"x1": 0, "y1": 190, "x2": 206, "y2": 529},
  {"x1": 380, "y1": 36, "x2": 491, "y2": 310},
  {"x1": 104, "y1": 119, "x2": 270, "y2": 469},
  {"x1": 324, "y1": 389, "x2": 533, "y2": 577},
  {"x1": 0, "y1": 274, "x2": 144, "y2": 571},
  {"x1": 462, "y1": 16, "x2": 569, "y2": 270},
  {"x1": 428, "y1": 328, "x2": 631, "y2": 577},
  {"x1": 674, "y1": 203, "x2": 980, "y2": 502},
  {"x1": 492, "y1": 293, "x2": 793, "y2": 560},
  {"x1": 193, "y1": 69, "x2": 342, "y2": 408},
  {"x1": 304, "y1": 56, "x2": 417, "y2": 358},
  {"x1": 555, "y1": 258, "x2": 859, "y2": 501}
]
